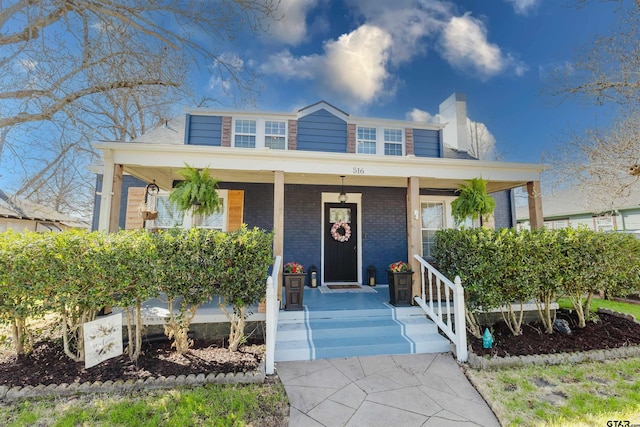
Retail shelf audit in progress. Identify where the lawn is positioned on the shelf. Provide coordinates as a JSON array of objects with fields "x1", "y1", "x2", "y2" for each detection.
[
  {"x1": 557, "y1": 297, "x2": 640, "y2": 320},
  {"x1": 0, "y1": 381, "x2": 289, "y2": 427},
  {"x1": 468, "y1": 299, "x2": 640, "y2": 426}
]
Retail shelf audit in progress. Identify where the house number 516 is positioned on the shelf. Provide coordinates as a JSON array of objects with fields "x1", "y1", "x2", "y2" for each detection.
[{"x1": 352, "y1": 167, "x2": 365, "y2": 174}]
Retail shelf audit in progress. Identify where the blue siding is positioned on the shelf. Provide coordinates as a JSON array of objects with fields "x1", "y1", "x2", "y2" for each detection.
[
  {"x1": 185, "y1": 114, "x2": 222, "y2": 146},
  {"x1": 297, "y1": 109, "x2": 347, "y2": 153},
  {"x1": 91, "y1": 174, "x2": 147, "y2": 231},
  {"x1": 413, "y1": 129, "x2": 442, "y2": 158}
]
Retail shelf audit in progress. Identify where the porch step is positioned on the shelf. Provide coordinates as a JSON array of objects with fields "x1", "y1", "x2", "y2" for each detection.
[{"x1": 274, "y1": 308, "x2": 451, "y2": 362}]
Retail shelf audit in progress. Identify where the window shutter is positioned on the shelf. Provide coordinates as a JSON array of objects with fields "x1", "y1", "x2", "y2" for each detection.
[
  {"x1": 226, "y1": 190, "x2": 244, "y2": 231},
  {"x1": 125, "y1": 187, "x2": 146, "y2": 230}
]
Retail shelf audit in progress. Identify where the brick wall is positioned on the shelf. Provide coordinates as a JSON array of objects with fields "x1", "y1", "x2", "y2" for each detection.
[
  {"x1": 221, "y1": 116, "x2": 232, "y2": 147},
  {"x1": 347, "y1": 124, "x2": 356, "y2": 153},
  {"x1": 288, "y1": 120, "x2": 298, "y2": 150},
  {"x1": 405, "y1": 128, "x2": 414, "y2": 155}
]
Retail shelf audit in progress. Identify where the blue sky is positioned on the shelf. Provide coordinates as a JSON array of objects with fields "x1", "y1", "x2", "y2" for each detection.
[{"x1": 204, "y1": 0, "x2": 622, "y2": 164}]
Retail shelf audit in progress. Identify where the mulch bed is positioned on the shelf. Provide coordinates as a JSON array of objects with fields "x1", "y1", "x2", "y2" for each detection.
[
  {"x1": 0, "y1": 338, "x2": 264, "y2": 389},
  {"x1": 469, "y1": 309, "x2": 640, "y2": 358}
]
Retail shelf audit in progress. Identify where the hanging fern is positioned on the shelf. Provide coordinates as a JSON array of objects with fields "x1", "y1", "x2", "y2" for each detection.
[
  {"x1": 169, "y1": 164, "x2": 222, "y2": 217},
  {"x1": 451, "y1": 177, "x2": 496, "y2": 226}
]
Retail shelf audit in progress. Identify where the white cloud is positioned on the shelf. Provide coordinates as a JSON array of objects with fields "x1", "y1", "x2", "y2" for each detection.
[
  {"x1": 17, "y1": 59, "x2": 37, "y2": 72},
  {"x1": 262, "y1": 25, "x2": 392, "y2": 105},
  {"x1": 267, "y1": 0, "x2": 318, "y2": 45},
  {"x1": 322, "y1": 25, "x2": 392, "y2": 103},
  {"x1": 505, "y1": 0, "x2": 541, "y2": 16},
  {"x1": 406, "y1": 108, "x2": 443, "y2": 124},
  {"x1": 467, "y1": 118, "x2": 497, "y2": 160},
  {"x1": 440, "y1": 13, "x2": 526, "y2": 79}
]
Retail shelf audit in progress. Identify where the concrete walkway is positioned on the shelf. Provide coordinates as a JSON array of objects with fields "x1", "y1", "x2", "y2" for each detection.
[{"x1": 276, "y1": 353, "x2": 500, "y2": 427}]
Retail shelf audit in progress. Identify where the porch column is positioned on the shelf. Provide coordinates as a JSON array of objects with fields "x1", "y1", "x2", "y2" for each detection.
[
  {"x1": 407, "y1": 176, "x2": 421, "y2": 303},
  {"x1": 98, "y1": 150, "x2": 114, "y2": 232},
  {"x1": 273, "y1": 170, "x2": 285, "y2": 304},
  {"x1": 527, "y1": 181, "x2": 544, "y2": 229},
  {"x1": 108, "y1": 164, "x2": 123, "y2": 232}
]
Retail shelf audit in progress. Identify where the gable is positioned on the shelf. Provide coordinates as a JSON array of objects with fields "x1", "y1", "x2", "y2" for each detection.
[{"x1": 297, "y1": 109, "x2": 348, "y2": 153}]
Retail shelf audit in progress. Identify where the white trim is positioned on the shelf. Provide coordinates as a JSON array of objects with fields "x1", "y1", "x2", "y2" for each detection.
[
  {"x1": 297, "y1": 102, "x2": 349, "y2": 122},
  {"x1": 321, "y1": 193, "x2": 363, "y2": 286}
]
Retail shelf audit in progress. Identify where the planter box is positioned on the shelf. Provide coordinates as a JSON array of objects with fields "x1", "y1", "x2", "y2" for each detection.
[
  {"x1": 284, "y1": 273, "x2": 305, "y2": 311},
  {"x1": 387, "y1": 270, "x2": 414, "y2": 306}
]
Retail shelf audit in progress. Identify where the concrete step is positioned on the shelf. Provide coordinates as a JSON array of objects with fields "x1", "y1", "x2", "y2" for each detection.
[{"x1": 274, "y1": 309, "x2": 450, "y2": 362}]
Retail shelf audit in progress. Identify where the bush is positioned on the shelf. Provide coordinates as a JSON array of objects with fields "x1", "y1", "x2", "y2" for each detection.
[{"x1": 434, "y1": 227, "x2": 640, "y2": 334}]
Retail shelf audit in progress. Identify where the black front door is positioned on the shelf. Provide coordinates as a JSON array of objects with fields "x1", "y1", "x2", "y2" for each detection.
[{"x1": 324, "y1": 203, "x2": 358, "y2": 282}]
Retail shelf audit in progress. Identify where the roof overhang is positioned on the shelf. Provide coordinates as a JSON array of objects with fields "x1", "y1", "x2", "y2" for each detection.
[{"x1": 94, "y1": 142, "x2": 545, "y2": 193}]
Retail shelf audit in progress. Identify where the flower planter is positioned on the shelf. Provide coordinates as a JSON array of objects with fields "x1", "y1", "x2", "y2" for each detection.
[
  {"x1": 387, "y1": 270, "x2": 414, "y2": 306},
  {"x1": 284, "y1": 273, "x2": 306, "y2": 311},
  {"x1": 141, "y1": 210, "x2": 158, "y2": 220}
]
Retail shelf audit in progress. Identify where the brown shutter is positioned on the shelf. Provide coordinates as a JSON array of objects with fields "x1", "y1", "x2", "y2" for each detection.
[
  {"x1": 226, "y1": 190, "x2": 244, "y2": 231},
  {"x1": 125, "y1": 187, "x2": 146, "y2": 230}
]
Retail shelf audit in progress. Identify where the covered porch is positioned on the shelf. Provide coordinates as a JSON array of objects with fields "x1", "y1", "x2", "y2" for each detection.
[{"x1": 94, "y1": 142, "x2": 545, "y2": 305}]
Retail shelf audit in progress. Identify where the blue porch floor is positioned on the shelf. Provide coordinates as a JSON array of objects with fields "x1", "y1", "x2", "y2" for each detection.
[{"x1": 289, "y1": 284, "x2": 392, "y2": 311}]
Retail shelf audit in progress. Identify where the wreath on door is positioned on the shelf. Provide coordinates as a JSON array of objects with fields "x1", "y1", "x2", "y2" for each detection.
[{"x1": 331, "y1": 221, "x2": 351, "y2": 242}]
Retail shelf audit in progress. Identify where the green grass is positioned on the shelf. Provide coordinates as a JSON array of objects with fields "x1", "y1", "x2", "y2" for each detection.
[
  {"x1": 557, "y1": 297, "x2": 640, "y2": 319},
  {"x1": 467, "y1": 358, "x2": 640, "y2": 426},
  {"x1": 0, "y1": 382, "x2": 288, "y2": 427}
]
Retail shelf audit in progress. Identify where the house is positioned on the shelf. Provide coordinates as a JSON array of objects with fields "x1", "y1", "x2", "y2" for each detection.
[
  {"x1": 516, "y1": 185, "x2": 640, "y2": 233},
  {"x1": 0, "y1": 190, "x2": 89, "y2": 232},
  {"x1": 91, "y1": 93, "x2": 545, "y2": 362},
  {"x1": 91, "y1": 93, "x2": 544, "y2": 302}
]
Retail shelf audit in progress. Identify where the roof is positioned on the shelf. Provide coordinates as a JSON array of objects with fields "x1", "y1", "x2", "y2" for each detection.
[
  {"x1": 516, "y1": 185, "x2": 640, "y2": 221},
  {"x1": 0, "y1": 190, "x2": 89, "y2": 228}
]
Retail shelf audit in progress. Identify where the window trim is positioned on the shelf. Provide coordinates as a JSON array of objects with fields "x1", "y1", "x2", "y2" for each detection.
[{"x1": 232, "y1": 117, "x2": 287, "y2": 150}]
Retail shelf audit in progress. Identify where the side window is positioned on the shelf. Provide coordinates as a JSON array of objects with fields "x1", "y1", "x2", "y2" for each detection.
[{"x1": 421, "y1": 201, "x2": 445, "y2": 259}]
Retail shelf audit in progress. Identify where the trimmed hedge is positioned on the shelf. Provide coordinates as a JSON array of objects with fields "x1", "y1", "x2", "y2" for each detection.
[
  {"x1": 0, "y1": 227, "x2": 273, "y2": 359},
  {"x1": 434, "y1": 227, "x2": 640, "y2": 336}
]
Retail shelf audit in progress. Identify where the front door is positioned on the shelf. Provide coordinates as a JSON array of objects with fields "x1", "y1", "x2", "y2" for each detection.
[{"x1": 324, "y1": 203, "x2": 358, "y2": 282}]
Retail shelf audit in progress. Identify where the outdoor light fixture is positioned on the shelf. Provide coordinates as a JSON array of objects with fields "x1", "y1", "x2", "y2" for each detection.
[{"x1": 338, "y1": 176, "x2": 348, "y2": 204}]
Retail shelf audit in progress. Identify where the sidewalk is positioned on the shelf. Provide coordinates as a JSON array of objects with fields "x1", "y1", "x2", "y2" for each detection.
[{"x1": 276, "y1": 353, "x2": 500, "y2": 427}]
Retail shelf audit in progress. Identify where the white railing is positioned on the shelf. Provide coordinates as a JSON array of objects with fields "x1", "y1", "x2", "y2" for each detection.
[
  {"x1": 265, "y1": 255, "x2": 282, "y2": 375},
  {"x1": 413, "y1": 254, "x2": 468, "y2": 363}
]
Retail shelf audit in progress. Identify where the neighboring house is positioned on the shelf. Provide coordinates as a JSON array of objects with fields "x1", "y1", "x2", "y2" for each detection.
[
  {"x1": 517, "y1": 185, "x2": 640, "y2": 233},
  {"x1": 0, "y1": 190, "x2": 89, "y2": 232},
  {"x1": 91, "y1": 93, "x2": 544, "y2": 298}
]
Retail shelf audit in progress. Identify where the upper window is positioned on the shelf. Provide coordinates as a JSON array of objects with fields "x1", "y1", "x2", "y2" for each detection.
[
  {"x1": 265, "y1": 120, "x2": 286, "y2": 150},
  {"x1": 234, "y1": 119, "x2": 256, "y2": 148},
  {"x1": 357, "y1": 127, "x2": 377, "y2": 154},
  {"x1": 384, "y1": 129, "x2": 403, "y2": 156},
  {"x1": 356, "y1": 126, "x2": 404, "y2": 156},
  {"x1": 233, "y1": 118, "x2": 287, "y2": 150}
]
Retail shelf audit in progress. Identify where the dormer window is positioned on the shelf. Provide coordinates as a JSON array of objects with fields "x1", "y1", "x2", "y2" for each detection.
[
  {"x1": 357, "y1": 127, "x2": 377, "y2": 154},
  {"x1": 234, "y1": 119, "x2": 256, "y2": 148},
  {"x1": 265, "y1": 121, "x2": 286, "y2": 149},
  {"x1": 233, "y1": 118, "x2": 287, "y2": 149},
  {"x1": 356, "y1": 126, "x2": 404, "y2": 156}
]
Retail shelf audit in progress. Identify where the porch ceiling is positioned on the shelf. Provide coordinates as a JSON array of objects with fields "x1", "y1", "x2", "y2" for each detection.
[{"x1": 97, "y1": 142, "x2": 544, "y2": 193}]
